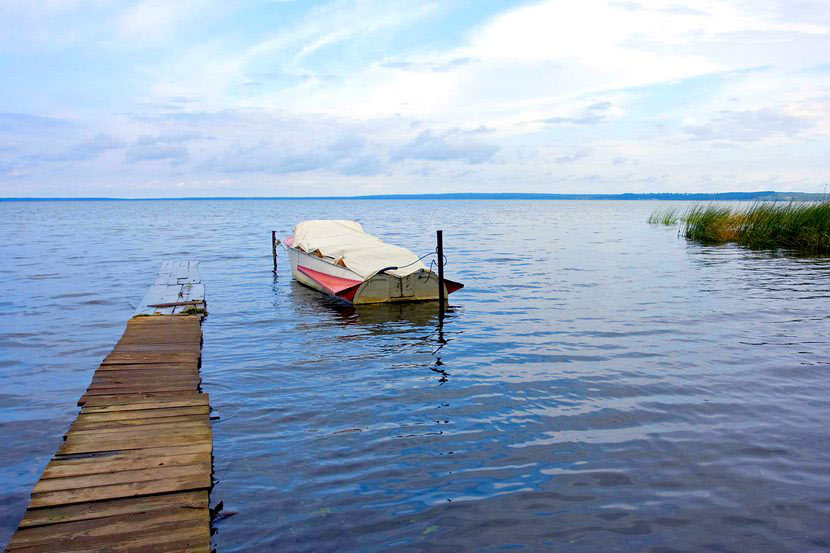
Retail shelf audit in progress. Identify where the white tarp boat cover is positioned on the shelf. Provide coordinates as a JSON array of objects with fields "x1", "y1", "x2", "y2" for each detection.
[{"x1": 293, "y1": 220, "x2": 427, "y2": 278}]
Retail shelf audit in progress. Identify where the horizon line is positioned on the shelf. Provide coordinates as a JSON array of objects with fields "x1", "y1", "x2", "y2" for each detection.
[{"x1": 1, "y1": 191, "x2": 827, "y2": 202}]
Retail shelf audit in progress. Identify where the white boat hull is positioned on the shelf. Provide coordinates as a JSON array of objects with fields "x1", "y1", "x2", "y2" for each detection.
[{"x1": 286, "y1": 246, "x2": 458, "y2": 304}]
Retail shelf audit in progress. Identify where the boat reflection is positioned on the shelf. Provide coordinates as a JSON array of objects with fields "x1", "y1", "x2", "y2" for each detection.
[
  {"x1": 288, "y1": 280, "x2": 459, "y2": 329},
  {"x1": 287, "y1": 280, "x2": 459, "y2": 385}
]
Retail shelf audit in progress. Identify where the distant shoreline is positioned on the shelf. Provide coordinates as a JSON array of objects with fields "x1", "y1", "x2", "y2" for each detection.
[{"x1": 0, "y1": 191, "x2": 826, "y2": 202}]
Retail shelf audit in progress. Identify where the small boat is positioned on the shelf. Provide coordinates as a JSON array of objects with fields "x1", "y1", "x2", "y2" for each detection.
[{"x1": 284, "y1": 220, "x2": 463, "y2": 304}]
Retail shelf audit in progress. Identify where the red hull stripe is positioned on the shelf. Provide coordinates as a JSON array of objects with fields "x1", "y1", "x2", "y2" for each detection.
[
  {"x1": 297, "y1": 265, "x2": 363, "y2": 295},
  {"x1": 335, "y1": 283, "x2": 362, "y2": 303},
  {"x1": 445, "y1": 278, "x2": 464, "y2": 294}
]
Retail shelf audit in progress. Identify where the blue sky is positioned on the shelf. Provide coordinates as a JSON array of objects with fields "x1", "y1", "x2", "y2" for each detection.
[{"x1": 1, "y1": 0, "x2": 829, "y2": 197}]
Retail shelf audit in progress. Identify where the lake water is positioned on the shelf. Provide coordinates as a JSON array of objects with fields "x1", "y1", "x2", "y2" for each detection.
[{"x1": 1, "y1": 199, "x2": 829, "y2": 552}]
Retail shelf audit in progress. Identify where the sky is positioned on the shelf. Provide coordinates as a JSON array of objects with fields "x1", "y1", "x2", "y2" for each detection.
[{"x1": 1, "y1": 0, "x2": 829, "y2": 197}]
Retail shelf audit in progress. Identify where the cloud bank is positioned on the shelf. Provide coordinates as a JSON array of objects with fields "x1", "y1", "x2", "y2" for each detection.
[{"x1": 1, "y1": 0, "x2": 829, "y2": 196}]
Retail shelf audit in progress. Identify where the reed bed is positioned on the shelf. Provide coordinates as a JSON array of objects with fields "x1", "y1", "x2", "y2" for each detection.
[
  {"x1": 647, "y1": 207, "x2": 680, "y2": 225},
  {"x1": 682, "y1": 202, "x2": 830, "y2": 253},
  {"x1": 649, "y1": 202, "x2": 830, "y2": 253}
]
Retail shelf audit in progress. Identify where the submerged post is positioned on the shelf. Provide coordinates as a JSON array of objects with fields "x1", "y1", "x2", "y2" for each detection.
[
  {"x1": 272, "y1": 230, "x2": 278, "y2": 272},
  {"x1": 437, "y1": 230, "x2": 445, "y2": 308}
]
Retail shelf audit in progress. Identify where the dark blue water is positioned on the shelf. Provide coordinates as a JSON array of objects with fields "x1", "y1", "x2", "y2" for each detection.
[{"x1": 1, "y1": 200, "x2": 829, "y2": 552}]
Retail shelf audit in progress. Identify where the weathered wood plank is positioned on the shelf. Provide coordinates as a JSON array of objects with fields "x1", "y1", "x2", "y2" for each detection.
[
  {"x1": 135, "y1": 262, "x2": 202, "y2": 316},
  {"x1": 69, "y1": 414, "x2": 209, "y2": 433},
  {"x1": 90, "y1": 369, "x2": 200, "y2": 379},
  {"x1": 34, "y1": 463, "x2": 211, "y2": 493},
  {"x1": 79, "y1": 387, "x2": 200, "y2": 403},
  {"x1": 94, "y1": 363, "x2": 199, "y2": 372},
  {"x1": 101, "y1": 353, "x2": 200, "y2": 365},
  {"x1": 30, "y1": 474, "x2": 211, "y2": 508},
  {"x1": 59, "y1": 433, "x2": 211, "y2": 455},
  {"x1": 48, "y1": 443, "x2": 211, "y2": 466},
  {"x1": 145, "y1": 300, "x2": 204, "y2": 309},
  {"x1": 114, "y1": 337, "x2": 202, "y2": 346},
  {"x1": 65, "y1": 423, "x2": 210, "y2": 443},
  {"x1": 87, "y1": 382, "x2": 201, "y2": 391},
  {"x1": 109, "y1": 345, "x2": 202, "y2": 355},
  {"x1": 88, "y1": 376, "x2": 200, "y2": 387},
  {"x1": 126, "y1": 319, "x2": 201, "y2": 326},
  {"x1": 9, "y1": 518, "x2": 209, "y2": 552},
  {"x1": 116, "y1": 332, "x2": 202, "y2": 341},
  {"x1": 80, "y1": 394, "x2": 208, "y2": 409},
  {"x1": 18, "y1": 491, "x2": 208, "y2": 528},
  {"x1": 127, "y1": 316, "x2": 201, "y2": 324},
  {"x1": 10, "y1": 505, "x2": 207, "y2": 546},
  {"x1": 43, "y1": 452, "x2": 211, "y2": 479},
  {"x1": 82, "y1": 384, "x2": 201, "y2": 395},
  {"x1": 71, "y1": 406, "x2": 209, "y2": 422}
]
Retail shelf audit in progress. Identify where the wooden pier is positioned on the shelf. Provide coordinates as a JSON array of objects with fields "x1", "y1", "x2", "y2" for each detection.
[{"x1": 5, "y1": 261, "x2": 211, "y2": 553}]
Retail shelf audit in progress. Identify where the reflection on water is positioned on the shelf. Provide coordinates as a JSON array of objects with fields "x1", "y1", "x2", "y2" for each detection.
[
  {"x1": 288, "y1": 280, "x2": 458, "y2": 387},
  {"x1": 1, "y1": 200, "x2": 829, "y2": 552},
  {"x1": 290, "y1": 280, "x2": 448, "y2": 328}
]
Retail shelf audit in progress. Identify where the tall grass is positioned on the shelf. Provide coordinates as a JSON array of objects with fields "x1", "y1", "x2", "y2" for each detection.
[
  {"x1": 647, "y1": 207, "x2": 680, "y2": 225},
  {"x1": 681, "y1": 202, "x2": 830, "y2": 253}
]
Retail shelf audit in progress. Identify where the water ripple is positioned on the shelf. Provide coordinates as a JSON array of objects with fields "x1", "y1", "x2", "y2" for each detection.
[{"x1": 1, "y1": 200, "x2": 829, "y2": 552}]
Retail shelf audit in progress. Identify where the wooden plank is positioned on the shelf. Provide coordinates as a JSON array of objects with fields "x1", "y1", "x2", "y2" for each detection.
[
  {"x1": 123, "y1": 325, "x2": 200, "y2": 331},
  {"x1": 80, "y1": 394, "x2": 208, "y2": 410},
  {"x1": 48, "y1": 443, "x2": 211, "y2": 466},
  {"x1": 83, "y1": 380, "x2": 200, "y2": 390},
  {"x1": 65, "y1": 423, "x2": 210, "y2": 443},
  {"x1": 62, "y1": 428, "x2": 212, "y2": 447},
  {"x1": 114, "y1": 337, "x2": 202, "y2": 345},
  {"x1": 70, "y1": 414, "x2": 208, "y2": 432},
  {"x1": 127, "y1": 316, "x2": 200, "y2": 323},
  {"x1": 118, "y1": 329, "x2": 202, "y2": 337},
  {"x1": 10, "y1": 505, "x2": 207, "y2": 546},
  {"x1": 94, "y1": 363, "x2": 199, "y2": 372},
  {"x1": 34, "y1": 463, "x2": 211, "y2": 493},
  {"x1": 44, "y1": 452, "x2": 211, "y2": 479},
  {"x1": 109, "y1": 345, "x2": 201, "y2": 354},
  {"x1": 186, "y1": 262, "x2": 201, "y2": 284},
  {"x1": 84, "y1": 382, "x2": 200, "y2": 391},
  {"x1": 82, "y1": 383, "x2": 199, "y2": 395},
  {"x1": 30, "y1": 474, "x2": 211, "y2": 508},
  {"x1": 9, "y1": 516, "x2": 209, "y2": 551},
  {"x1": 136, "y1": 261, "x2": 201, "y2": 316},
  {"x1": 58, "y1": 434, "x2": 211, "y2": 455},
  {"x1": 124, "y1": 319, "x2": 200, "y2": 328},
  {"x1": 88, "y1": 376, "x2": 200, "y2": 386},
  {"x1": 90, "y1": 371, "x2": 202, "y2": 387},
  {"x1": 86, "y1": 376, "x2": 200, "y2": 386},
  {"x1": 145, "y1": 300, "x2": 204, "y2": 308},
  {"x1": 79, "y1": 387, "x2": 200, "y2": 403},
  {"x1": 71, "y1": 406, "x2": 209, "y2": 423},
  {"x1": 102, "y1": 352, "x2": 199, "y2": 362},
  {"x1": 91, "y1": 365, "x2": 199, "y2": 374},
  {"x1": 87, "y1": 381, "x2": 200, "y2": 391},
  {"x1": 135, "y1": 285, "x2": 181, "y2": 316},
  {"x1": 19, "y1": 491, "x2": 207, "y2": 528}
]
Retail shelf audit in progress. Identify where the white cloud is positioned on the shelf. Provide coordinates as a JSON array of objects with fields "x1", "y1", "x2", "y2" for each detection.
[
  {"x1": 394, "y1": 129, "x2": 499, "y2": 165},
  {"x1": 116, "y1": 0, "x2": 204, "y2": 43},
  {"x1": 3, "y1": 0, "x2": 830, "y2": 195},
  {"x1": 682, "y1": 108, "x2": 814, "y2": 141}
]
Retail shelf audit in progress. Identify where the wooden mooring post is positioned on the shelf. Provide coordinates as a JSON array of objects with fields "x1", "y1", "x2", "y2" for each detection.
[
  {"x1": 272, "y1": 230, "x2": 278, "y2": 272},
  {"x1": 5, "y1": 260, "x2": 212, "y2": 553},
  {"x1": 437, "y1": 230, "x2": 445, "y2": 306}
]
